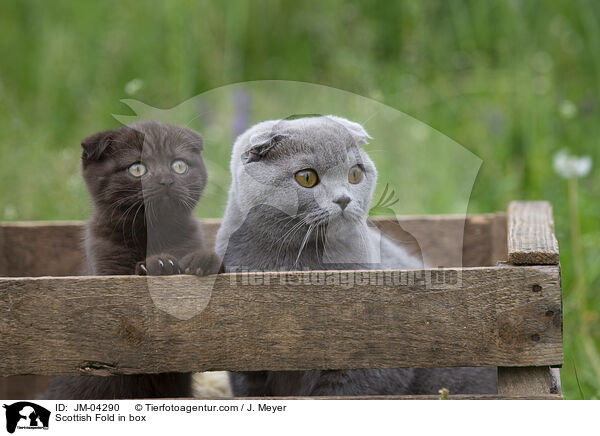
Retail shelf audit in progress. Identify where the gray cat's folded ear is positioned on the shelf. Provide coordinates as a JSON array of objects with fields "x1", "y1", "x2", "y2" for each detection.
[
  {"x1": 242, "y1": 132, "x2": 289, "y2": 163},
  {"x1": 81, "y1": 130, "x2": 116, "y2": 164},
  {"x1": 325, "y1": 115, "x2": 372, "y2": 146}
]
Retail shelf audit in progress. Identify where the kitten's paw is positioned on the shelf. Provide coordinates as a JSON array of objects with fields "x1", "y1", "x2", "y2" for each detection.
[
  {"x1": 136, "y1": 254, "x2": 181, "y2": 276},
  {"x1": 180, "y1": 250, "x2": 224, "y2": 276}
]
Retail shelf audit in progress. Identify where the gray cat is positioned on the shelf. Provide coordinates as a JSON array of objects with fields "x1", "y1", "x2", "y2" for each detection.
[{"x1": 216, "y1": 115, "x2": 497, "y2": 396}]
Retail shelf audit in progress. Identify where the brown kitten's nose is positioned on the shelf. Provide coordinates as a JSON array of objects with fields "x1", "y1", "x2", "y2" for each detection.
[
  {"x1": 159, "y1": 177, "x2": 174, "y2": 186},
  {"x1": 333, "y1": 195, "x2": 351, "y2": 211}
]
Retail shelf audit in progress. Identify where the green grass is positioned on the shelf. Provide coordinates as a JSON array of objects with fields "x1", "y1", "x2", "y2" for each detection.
[{"x1": 1, "y1": 0, "x2": 599, "y2": 399}]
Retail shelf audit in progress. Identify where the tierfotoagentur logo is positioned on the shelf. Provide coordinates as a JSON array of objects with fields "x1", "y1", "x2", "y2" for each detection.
[
  {"x1": 2, "y1": 402, "x2": 50, "y2": 434},
  {"x1": 225, "y1": 267, "x2": 461, "y2": 290},
  {"x1": 112, "y1": 80, "x2": 481, "y2": 316}
]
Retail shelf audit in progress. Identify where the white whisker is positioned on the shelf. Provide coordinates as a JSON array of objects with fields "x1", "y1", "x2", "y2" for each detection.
[{"x1": 295, "y1": 223, "x2": 315, "y2": 267}]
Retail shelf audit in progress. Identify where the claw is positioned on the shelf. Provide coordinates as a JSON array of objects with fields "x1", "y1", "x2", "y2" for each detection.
[
  {"x1": 139, "y1": 264, "x2": 147, "y2": 275},
  {"x1": 158, "y1": 259, "x2": 164, "y2": 269},
  {"x1": 168, "y1": 259, "x2": 175, "y2": 267}
]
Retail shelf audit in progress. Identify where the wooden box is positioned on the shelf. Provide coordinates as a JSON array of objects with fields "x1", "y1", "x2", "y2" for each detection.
[{"x1": 0, "y1": 201, "x2": 562, "y2": 399}]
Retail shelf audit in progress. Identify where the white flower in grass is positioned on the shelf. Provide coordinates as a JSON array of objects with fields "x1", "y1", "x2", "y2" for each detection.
[
  {"x1": 553, "y1": 149, "x2": 592, "y2": 179},
  {"x1": 124, "y1": 78, "x2": 144, "y2": 96},
  {"x1": 559, "y1": 100, "x2": 578, "y2": 119}
]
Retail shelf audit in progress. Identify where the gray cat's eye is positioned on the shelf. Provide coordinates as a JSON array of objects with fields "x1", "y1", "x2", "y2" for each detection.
[
  {"x1": 127, "y1": 162, "x2": 147, "y2": 178},
  {"x1": 295, "y1": 169, "x2": 319, "y2": 188},
  {"x1": 348, "y1": 165, "x2": 363, "y2": 184},
  {"x1": 171, "y1": 159, "x2": 189, "y2": 175}
]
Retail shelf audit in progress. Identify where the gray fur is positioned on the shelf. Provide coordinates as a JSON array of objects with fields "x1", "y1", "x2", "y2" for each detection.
[{"x1": 216, "y1": 115, "x2": 497, "y2": 396}]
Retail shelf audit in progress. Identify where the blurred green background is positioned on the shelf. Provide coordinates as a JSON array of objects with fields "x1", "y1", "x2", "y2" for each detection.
[{"x1": 1, "y1": 0, "x2": 598, "y2": 399}]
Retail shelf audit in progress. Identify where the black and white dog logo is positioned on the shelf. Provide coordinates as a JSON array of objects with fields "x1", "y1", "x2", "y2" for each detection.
[{"x1": 3, "y1": 402, "x2": 50, "y2": 434}]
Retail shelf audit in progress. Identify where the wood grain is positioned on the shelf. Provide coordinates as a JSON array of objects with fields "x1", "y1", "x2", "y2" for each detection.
[
  {"x1": 372, "y1": 214, "x2": 502, "y2": 267},
  {"x1": 0, "y1": 265, "x2": 562, "y2": 376},
  {"x1": 491, "y1": 213, "x2": 508, "y2": 265},
  {"x1": 0, "y1": 221, "x2": 85, "y2": 277},
  {"x1": 498, "y1": 366, "x2": 553, "y2": 395},
  {"x1": 508, "y1": 202, "x2": 560, "y2": 265},
  {"x1": 0, "y1": 376, "x2": 49, "y2": 399}
]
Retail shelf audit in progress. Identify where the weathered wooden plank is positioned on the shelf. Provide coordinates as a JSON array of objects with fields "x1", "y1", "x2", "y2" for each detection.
[
  {"x1": 508, "y1": 202, "x2": 559, "y2": 265},
  {"x1": 0, "y1": 376, "x2": 49, "y2": 400},
  {"x1": 0, "y1": 214, "x2": 503, "y2": 278},
  {"x1": 491, "y1": 213, "x2": 508, "y2": 265},
  {"x1": 199, "y1": 218, "x2": 220, "y2": 255},
  {"x1": 0, "y1": 265, "x2": 562, "y2": 376},
  {"x1": 372, "y1": 214, "x2": 497, "y2": 267},
  {"x1": 498, "y1": 366, "x2": 554, "y2": 395},
  {"x1": 0, "y1": 221, "x2": 84, "y2": 277}
]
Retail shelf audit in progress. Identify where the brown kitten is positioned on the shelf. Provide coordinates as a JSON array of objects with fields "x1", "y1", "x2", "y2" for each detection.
[{"x1": 46, "y1": 120, "x2": 221, "y2": 399}]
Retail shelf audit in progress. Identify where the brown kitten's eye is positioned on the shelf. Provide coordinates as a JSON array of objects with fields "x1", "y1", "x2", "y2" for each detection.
[
  {"x1": 171, "y1": 159, "x2": 188, "y2": 175},
  {"x1": 348, "y1": 165, "x2": 363, "y2": 184},
  {"x1": 295, "y1": 169, "x2": 319, "y2": 188},
  {"x1": 128, "y1": 163, "x2": 147, "y2": 177}
]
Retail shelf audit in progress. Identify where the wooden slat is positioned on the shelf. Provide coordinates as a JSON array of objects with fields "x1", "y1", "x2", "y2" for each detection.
[
  {"x1": 199, "y1": 394, "x2": 563, "y2": 400},
  {"x1": 498, "y1": 367, "x2": 553, "y2": 395},
  {"x1": 199, "y1": 218, "x2": 220, "y2": 255},
  {"x1": 0, "y1": 265, "x2": 562, "y2": 376},
  {"x1": 0, "y1": 221, "x2": 84, "y2": 277},
  {"x1": 0, "y1": 376, "x2": 49, "y2": 400},
  {"x1": 491, "y1": 213, "x2": 508, "y2": 265},
  {"x1": 508, "y1": 202, "x2": 559, "y2": 265},
  {"x1": 0, "y1": 214, "x2": 504, "y2": 278},
  {"x1": 0, "y1": 390, "x2": 562, "y2": 400},
  {"x1": 372, "y1": 214, "x2": 500, "y2": 267}
]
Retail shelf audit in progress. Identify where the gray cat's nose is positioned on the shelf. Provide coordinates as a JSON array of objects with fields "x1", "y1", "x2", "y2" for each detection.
[
  {"x1": 333, "y1": 195, "x2": 351, "y2": 211},
  {"x1": 159, "y1": 178, "x2": 174, "y2": 186}
]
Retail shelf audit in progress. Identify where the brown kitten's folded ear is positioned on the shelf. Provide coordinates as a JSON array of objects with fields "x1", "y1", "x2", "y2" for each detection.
[
  {"x1": 81, "y1": 130, "x2": 115, "y2": 164},
  {"x1": 175, "y1": 126, "x2": 204, "y2": 153}
]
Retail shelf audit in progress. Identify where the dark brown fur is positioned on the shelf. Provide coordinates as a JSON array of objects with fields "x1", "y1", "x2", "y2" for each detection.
[{"x1": 46, "y1": 121, "x2": 221, "y2": 400}]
